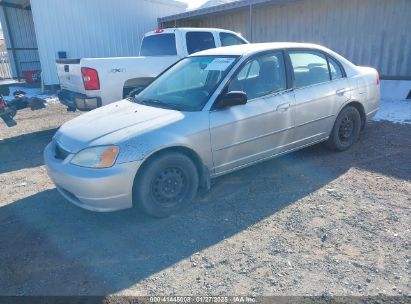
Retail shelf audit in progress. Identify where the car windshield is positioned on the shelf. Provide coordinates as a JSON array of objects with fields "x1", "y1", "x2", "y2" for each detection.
[{"x1": 133, "y1": 56, "x2": 239, "y2": 111}]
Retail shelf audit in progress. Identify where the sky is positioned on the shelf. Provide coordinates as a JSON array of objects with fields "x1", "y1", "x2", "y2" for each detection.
[{"x1": 179, "y1": 0, "x2": 208, "y2": 10}]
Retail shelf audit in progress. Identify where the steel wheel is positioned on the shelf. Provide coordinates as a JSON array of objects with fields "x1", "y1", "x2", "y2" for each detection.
[
  {"x1": 338, "y1": 115, "x2": 355, "y2": 142},
  {"x1": 327, "y1": 105, "x2": 361, "y2": 151},
  {"x1": 151, "y1": 167, "x2": 189, "y2": 207},
  {"x1": 133, "y1": 152, "x2": 199, "y2": 218}
]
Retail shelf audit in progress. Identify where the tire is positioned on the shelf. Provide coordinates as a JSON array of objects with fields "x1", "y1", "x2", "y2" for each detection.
[
  {"x1": 133, "y1": 152, "x2": 199, "y2": 218},
  {"x1": 327, "y1": 105, "x2": 361, "y2": 151}
]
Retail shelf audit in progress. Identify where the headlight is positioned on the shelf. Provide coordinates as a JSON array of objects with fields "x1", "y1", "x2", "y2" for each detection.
[{"x1": 70, "y1": 146, "x2": 119, "y2": 168}]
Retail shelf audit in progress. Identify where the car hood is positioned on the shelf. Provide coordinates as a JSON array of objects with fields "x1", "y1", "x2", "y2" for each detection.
[{"x1": 54, "y1": 99, "x2": 183, "y2": 153}]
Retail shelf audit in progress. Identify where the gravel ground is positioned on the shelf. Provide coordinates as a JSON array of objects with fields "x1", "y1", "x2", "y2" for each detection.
[{"x1": 0, "y1": 104, "x2": 410, "y2": 297}]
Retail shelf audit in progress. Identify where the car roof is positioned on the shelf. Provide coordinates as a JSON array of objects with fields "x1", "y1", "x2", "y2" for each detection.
[{"x1": 190, "y1": 42, "x2": 332, "y2": 57}]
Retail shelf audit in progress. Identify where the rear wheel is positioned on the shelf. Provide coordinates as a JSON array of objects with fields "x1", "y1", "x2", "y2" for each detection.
[
  {"x1": 133, "y1": 152, "x2": 199, "y2": 217},
  {"x1": 327, "y1": 105, "x2": 361, "y2": 151}
]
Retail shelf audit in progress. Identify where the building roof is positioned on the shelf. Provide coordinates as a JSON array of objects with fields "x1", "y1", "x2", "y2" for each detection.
[
  {"x1": 158, "y1": 0, "x2": 285, "y2": 23},
  {"x1": 0, "y1": 0, "x2": 187, "y2": 10}
]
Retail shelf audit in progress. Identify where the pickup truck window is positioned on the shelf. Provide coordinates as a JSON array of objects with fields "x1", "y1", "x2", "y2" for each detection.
[
  {"x1": 220, "y1": 32, "x2": 247, "y2": 47},
  {"x1": 140, "y1": 34, "x2": 177, "y2": 56},
  {"x1": 186, "y1": 32, "x2": 216, "y2": 55}
]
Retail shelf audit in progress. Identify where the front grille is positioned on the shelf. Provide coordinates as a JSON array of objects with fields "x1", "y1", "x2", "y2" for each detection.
[{"x1": 55, "y1": 142, "x2": 70, "y2": 160}]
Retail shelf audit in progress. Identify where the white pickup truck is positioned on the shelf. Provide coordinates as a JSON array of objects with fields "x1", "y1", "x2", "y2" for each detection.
[{"x1": 56, "y1": 27, "x2": 248, "y2": 110}]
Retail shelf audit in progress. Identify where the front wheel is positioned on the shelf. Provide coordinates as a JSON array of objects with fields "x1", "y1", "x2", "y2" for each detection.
[
  {"x1": 327, "y1": 106, "x2": 361, "y2": 151},
  {"x1": 133, "y1": 152, "x2": 199, "y2": 218}
]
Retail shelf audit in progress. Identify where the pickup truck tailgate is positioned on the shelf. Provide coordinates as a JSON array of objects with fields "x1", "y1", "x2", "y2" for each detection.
[{"x1": 56, "y1": 59, "x2": 85, "y2": 93}]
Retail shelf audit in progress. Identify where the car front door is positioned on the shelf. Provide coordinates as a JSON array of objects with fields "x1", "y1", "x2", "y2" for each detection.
[
  {"x1": 209, "y1": 51, "x2": 295, "y2": 175},
  {"x1": 287, "y1": 50, "x2": 351, "y2": 147}
]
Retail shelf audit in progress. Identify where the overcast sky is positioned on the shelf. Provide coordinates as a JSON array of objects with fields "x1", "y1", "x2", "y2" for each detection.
[{"x1": 179, "y1": 0, "x2": 208, "y2": 9}]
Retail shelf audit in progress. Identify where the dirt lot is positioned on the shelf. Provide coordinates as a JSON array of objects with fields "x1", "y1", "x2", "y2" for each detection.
[{"x1": 0, "y1": 104, "x2": 410, "y2": 297}]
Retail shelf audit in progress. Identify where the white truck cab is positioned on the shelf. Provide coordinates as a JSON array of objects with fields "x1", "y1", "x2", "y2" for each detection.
[{"x1": 56, "y1": 28, "x2": 248, "y2": 110}]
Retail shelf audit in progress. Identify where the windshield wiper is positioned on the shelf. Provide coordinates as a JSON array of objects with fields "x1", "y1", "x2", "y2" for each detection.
[
  {"x1": 140, "y1": 98, "x2": 176, "y2": 109},
  {"x1": 137, "y1": 98, "x2": 194, "y2": 111}
]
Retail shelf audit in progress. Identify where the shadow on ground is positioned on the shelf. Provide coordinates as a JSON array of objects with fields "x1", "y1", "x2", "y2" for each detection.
[
  {"x1": 0, "y1": 128, "x2": 57, "y2": 174},
  {"x1": 0, "y1": 121, "x2": 410, "y2": 295}
]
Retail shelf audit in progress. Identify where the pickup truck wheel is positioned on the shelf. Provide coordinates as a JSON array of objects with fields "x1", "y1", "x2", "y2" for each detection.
[
  {"x1": 133, "y1": 152, "x2": 199, "y2": 218},
  {"x1": 327, "y1": 105, "x2": 361, "y2": 151}
]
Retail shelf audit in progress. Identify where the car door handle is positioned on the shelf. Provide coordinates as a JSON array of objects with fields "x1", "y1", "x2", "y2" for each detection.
[
  {"x1": 336, "y1": 88, "x2": 348, "y2": 95},
  {"x1": 277, "y1": 103, "x2": 291, "y2": 112}
]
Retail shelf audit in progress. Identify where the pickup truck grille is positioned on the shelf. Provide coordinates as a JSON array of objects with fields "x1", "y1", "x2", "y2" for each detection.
[{"x1": 55, "y1": 142, "x2": 70, "y2": 160}]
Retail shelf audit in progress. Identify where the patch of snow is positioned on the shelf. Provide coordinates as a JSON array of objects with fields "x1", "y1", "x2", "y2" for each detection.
[
  {"x1": 373, "y1": 80, "x2": 411, "y2": 125},
  {"x1": 373, "y1": 98, "x2": 411, "y2": 124},
  {"x1": 4, "y1": 85, "x2": 58, "y2": 106}
]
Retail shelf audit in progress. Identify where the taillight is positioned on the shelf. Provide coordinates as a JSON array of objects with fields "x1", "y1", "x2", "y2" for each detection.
[
  {"x1": 376, "y1": 71, "x2": 380, "y2": 86},
  {"x1": 81, "y1": 67, "x2": 100, "y2": 90}
]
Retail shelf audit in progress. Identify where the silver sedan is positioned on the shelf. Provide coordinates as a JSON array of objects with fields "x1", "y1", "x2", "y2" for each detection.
[{"x1": 44, "y1": 43, "x2": 380, "y2": 217}]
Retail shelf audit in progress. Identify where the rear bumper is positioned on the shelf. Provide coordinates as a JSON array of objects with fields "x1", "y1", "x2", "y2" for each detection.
[
  {"x1": 44, "y1": 141, "x2": 142, "y2": 212},
  {"x1": 58, "y1": 89, "x2": 101, "y2": 111}
]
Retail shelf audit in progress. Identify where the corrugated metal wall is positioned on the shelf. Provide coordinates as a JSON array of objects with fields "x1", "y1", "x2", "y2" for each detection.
[
  {"x1": 0, "y1": 5, "x2": 40, "y2": 79},
  {"x1": 30, "y1": 0, "x2": 186, "y2": 85},
  {"x1": 164, "y1": 0, "x2": 411, "y2": 78}
]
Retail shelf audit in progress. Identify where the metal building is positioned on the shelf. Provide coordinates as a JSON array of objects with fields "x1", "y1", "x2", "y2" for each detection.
[
  {"x1": 159, "y1": 0, "x2": 411, "y2": 79},
  {"x1": 0, "y1": 0, "x2": 186, "y2": 86}
]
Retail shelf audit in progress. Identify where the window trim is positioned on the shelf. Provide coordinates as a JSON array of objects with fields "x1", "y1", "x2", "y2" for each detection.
[
  {"x1": 285, "y1": 48, "x2": 347, "y2": 90},
  {"x1": 326, "y1": 55, "x2": 345, "y2": 81},
  {"x1": 185, "y1": 31, "x2": 217, "y2": 55},
  {"x1": 212, "y1": 49, "x2": 292, "y2": 109}
]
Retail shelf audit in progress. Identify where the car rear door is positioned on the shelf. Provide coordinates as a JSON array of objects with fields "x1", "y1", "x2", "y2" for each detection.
[
  {"x1": 287, "y1": 49, "x2": 351, "y2": 147},
  {"x1": 209, "y1": 51, "x2": 295, "y2": 175}
]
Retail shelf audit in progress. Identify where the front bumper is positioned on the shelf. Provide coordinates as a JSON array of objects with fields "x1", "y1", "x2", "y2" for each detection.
[
  {"x1": 58, "y1": 89, "x2": 102, "y2": 111},
  {"x1": 44, "y1": 141, "x2": 142, "y2": 212}
]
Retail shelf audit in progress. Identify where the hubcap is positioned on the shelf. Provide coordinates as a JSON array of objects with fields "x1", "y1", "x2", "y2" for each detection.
[
  {"x1": 151, "y1": 167, "x2": 187, "y2": 206},
  {"x1": 338, "y1": 116, "x2": 354, "y2": 142}
]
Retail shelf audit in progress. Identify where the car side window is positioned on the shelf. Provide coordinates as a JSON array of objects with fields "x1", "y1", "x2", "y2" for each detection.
[
  {"x1": 228, "y1": 52, "x2": 286, "y2": 100},
  {"x1": 328, "y1": 56, "x2": 343, "y2": 80},
  {"x1": 236, "y1": 60, "x2": 260, "y2": 80},
  {"x1": 186, "y1": 32, "x2": 216, "y2": 55},
  {"x1": 220, "y1": 32, "x2": 247, "y2": 47},
  {"x1": 289, "y1": 51, "x2": 330, "y2": 88}
]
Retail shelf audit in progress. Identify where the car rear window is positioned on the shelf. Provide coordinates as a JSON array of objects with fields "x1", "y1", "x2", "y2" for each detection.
[{"x1": 140, "y1": 34, "x2": 177, "y2": 56}]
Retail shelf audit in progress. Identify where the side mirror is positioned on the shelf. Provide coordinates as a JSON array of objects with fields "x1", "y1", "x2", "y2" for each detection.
[
  {"x1": 214, "y1": 91, "x2": 247, "y2": 109},
  {"x1": 127, "y1": 86, "x2": 145, "y2": 98}
]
